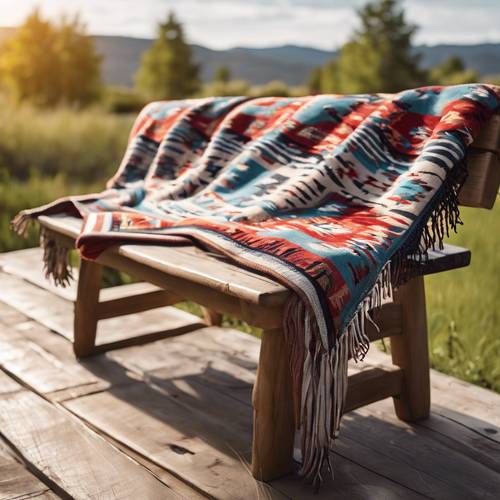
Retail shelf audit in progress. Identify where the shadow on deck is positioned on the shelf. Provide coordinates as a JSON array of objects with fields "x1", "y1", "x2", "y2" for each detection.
[{"x1": 0, "y1": 258, "x2": 499, "y2": 499}]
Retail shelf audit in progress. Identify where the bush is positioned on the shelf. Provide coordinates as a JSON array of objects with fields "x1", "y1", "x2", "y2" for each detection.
[
  {"x1": 103, "y1": 86, "x2": 148, "y2": 114},
  {"x1": 0, "y1": 95, "x2": 134, "y2": 182}
]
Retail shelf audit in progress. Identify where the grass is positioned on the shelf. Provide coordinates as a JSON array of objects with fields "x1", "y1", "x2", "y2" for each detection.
[
  {"x1": 425, "y1": 204, "x2": 500, "y2": 392},
  {"x1": 0, "y1": 95, "x2": 133, "y2": 182},
  {"x1": 0, "y1": 98, "x2": 497, "y2": 393}
]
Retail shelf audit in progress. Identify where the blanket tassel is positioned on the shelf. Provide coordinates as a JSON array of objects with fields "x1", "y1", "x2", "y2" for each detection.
[
  {"x1": 287, "y1": 262, "x2": 393, "y2": 490},
  {"x1": 11, "y1": 211, "x2": 73, "y2": 287},
  {"x1": 39, "y1": 227, "x2": 73, "y2": 288}
]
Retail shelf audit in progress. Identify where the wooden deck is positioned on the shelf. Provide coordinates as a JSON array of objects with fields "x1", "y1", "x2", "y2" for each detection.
[{"x1": 1, "y1": 251, "x2": 500, "y2": 499}]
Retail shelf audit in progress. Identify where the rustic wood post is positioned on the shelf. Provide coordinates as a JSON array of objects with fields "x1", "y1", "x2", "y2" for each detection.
[
  {"x1": 73, "y1": 259, "x2": 102, "y2": 358},
  {"x1": 390, "y1": 275, "x2": 431, "y2": 421},
  {"x1": 202, "y1": 307, "x2": 223, "y2": 326},
  {"x1": 251, "y1": 327, "x2": 295, "y2": 481}
]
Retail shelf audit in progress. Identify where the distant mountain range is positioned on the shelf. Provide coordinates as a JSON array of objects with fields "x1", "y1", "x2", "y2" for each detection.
[
  {"x1": 92, "y1": 37, "x2": 500, "y2": 87},
  {"x1": 1, "y1": 28, "x2": 499, "y2": 87}
]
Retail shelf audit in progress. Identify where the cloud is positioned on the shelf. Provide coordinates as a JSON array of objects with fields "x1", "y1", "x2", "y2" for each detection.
[{"x1": 0, "y1": 0, "x2": 499, "y2": 49}]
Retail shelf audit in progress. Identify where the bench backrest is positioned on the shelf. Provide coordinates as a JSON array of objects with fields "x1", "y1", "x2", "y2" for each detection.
[{"x1": 461, "y1": 113, "x2": 500, "y2": 209}]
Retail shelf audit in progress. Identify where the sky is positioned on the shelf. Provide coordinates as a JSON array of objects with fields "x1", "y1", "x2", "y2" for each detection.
[{"x1": 0, "y1": 0, "x2": 499, "y2": 50}]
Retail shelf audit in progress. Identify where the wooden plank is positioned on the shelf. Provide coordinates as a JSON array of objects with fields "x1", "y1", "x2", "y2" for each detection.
[
  {"x1": 413, "y1": 413, "x2": 500, "y2": 475},
  {"x1": 63, "y1": 359, "x2": 420, "y2": 499},
  {"x1": 0, "y1": 272, "x2": 204, "y2": 347},
  {"x1": 0, "y1": 372, "x2": 180, "y2": 499},
  {"x1": 38, "y1": 215, "x2": 291, "y2": 308},
  {"x1": 0, "y1": 319, "x2": 132, "y2": 398},
  {"x1": 366, "y1": 302, "x2": 402, "y2": 341},
  {"x1": 344, "y1": 365, "x2": 403, "y2": 413},
  {"x1": 429, "y1": 373, "x2": 500, "y2": 444},
  {"x1": 0, "y1": 441, "x2": 58, "y2": 500},
  {"x1": 37, "y1": 217, "x2": 474, "y2": 309},
  {"x1": 63, "y1": 382, "x2": 283, "y2": 500},
  {"x1": 412, "y1": 244, "x2": 471, "y2": 276},
  {"x1": 471, "y1": 113, "x2": 500, "y2": 151},
  {"x1": 97, "y1": 289, "x2": 181, "y2": 320},
  {"x1": 96, "y1": 249, "x2": 285, "y2": 329},
  {"x1": 338, "y1": 399, "x2": 500, "y2": 500},
  {"x1": 352, "y1": 346, "x2": 500, "y2": 443},
  {"x1": 271, "y1": 459, "x2": 426, "y2": 500},
  {"x1": 0, "y1": 247, "x2": 185, "y2": 317},
  {"x1": 0, "y1": 247, "x2": 77, "y2": 302},
  {"x1": 460, "y1": 151, "x2": 500, "y2": 209}
]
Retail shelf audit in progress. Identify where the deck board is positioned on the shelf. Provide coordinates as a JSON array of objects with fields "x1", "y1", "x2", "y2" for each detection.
[
  {"x1": 1, "y1": 268, "x2": 500, "y2": 499},
  {"x1": 0, "y1": 441, "x2": 59, "y2": 500},
  {"x1": 0, "y1": 372, "x2": 179, "y2": 499}
]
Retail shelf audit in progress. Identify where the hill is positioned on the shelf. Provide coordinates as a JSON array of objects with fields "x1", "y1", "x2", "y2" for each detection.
[
  {"x1": 93, "y1": 36, "x2": 500, "y2": 87},
  {"x1": 1, "y1": 28, "x2": 499, "y2": 87}
]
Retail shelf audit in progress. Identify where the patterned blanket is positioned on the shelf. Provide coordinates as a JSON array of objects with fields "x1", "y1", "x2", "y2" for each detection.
[{"x1": 13, "y1": 84, "x2": 500, "y2": 487}]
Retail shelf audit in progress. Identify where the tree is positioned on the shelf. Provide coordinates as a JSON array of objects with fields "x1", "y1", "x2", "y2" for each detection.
[
  {"x1": 135, "y1": 12, "x2": 200, "y2": 99},
  {"x1": 320, "y1": 60, "x2": 341, "y2": 93},
  {"x1": 335, "y1": 0, "x2": 425, "y2": 93},
  {"x1": 0, "y1": 10, "x2": 101, "y2": 107},
  {"x1": 214, "y1": 65, "x2": 231, "y2": 84},
  {"x1": 428, "y1": 56, "x2": 479, "y2": 85},
  {"x1": 308, "y1": 67, "x2": 323, "y2": 94}
]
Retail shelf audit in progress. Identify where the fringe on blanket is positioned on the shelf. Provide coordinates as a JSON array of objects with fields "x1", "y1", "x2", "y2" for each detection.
[
  {"x1": 391, "y1": 157, "x2": 467, "y2": 285},
  {"x1": 284, "y1": 263, "x2": 392, "y2": 490},
  {"x1": 11, "y1": 211, "x2": 73, "y2": 287},
  {"x1": 283, "y1": 157, "x2": 469, "y2": 490}
]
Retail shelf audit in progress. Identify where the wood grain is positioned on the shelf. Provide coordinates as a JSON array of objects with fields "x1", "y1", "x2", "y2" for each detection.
[
  {"x1": 0, "y1": 372, "x2": 178, "y2": 499},
  {"x1": 460, "y1": 150, "x2": 500, "y2": 209},
  {"x1": 390, "y1": 276, "x2": 430, "y2": 421},
  {"x1": 251, "y1": 328, "x2": 295, "y2": 481},
  {"x1": 73, "y1": 258, "x2": 102, "y2": 357},
  {"x1": 0, "y1": 441, "x2": 58, "y2": 500},
  {"x1": 2, "y1": 294, "x2": 500, "y2": 499}
]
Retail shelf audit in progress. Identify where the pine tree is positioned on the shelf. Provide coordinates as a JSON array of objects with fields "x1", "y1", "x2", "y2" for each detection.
[
  {"x1": 135, "y1": 12, "x2": 200, "y2": 99},
  {"x1": 336, "y1": 0, "x2": 425, "y2": 93}
]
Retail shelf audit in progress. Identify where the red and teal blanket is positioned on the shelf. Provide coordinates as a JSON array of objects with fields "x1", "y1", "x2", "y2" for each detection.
[{"x1": 14, "y1": 84, "x2": 500, "y2": 487}]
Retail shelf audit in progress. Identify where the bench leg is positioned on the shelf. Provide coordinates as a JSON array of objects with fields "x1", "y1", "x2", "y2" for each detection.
[
  {"x1": 390, "y1": 276, "x2": 430, "y2": 421},
  {"x1": 252, "y1": 328, "x2": 295, "y2": 481},
  {"x1": 73, "y1": 259, "x2": 102, "y2": 358},
  {"x1": 202, "y1": 307, "x2": 223, "y2": 326}
]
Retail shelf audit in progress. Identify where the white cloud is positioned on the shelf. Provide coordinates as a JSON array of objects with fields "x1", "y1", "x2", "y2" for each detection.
[{"x1": 0, "y1": 0, "x2": 498, "y2": 48}]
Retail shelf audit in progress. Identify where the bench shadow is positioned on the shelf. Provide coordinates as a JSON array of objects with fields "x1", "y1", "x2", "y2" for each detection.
[{"x1": 75, "y1": 333, "x2": 500, "y2": 499}]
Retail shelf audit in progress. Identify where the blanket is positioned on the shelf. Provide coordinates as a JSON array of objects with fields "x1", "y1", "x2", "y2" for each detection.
[{"x1": 13, "y1": 84, "x2": 500, "y2": 487}]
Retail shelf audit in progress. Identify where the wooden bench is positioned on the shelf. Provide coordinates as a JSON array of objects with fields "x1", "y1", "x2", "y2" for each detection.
[{"x1": 37, "y1": 113, "x2": 500, "y2": 483}]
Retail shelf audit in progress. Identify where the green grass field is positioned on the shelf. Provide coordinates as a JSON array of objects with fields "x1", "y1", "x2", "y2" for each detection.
[
  {"x1": 1, "y1": 100, "x2": 498, "y2": 393},
  {"x1": 425, "y1": 204, "x2": 500, "y2": 392}
]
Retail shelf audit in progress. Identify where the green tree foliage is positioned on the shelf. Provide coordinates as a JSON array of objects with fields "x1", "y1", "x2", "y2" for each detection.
[
  {"x1": 308, "y1": 67, "x2": 323, "y2": 94},
  {"x1": 0, "y1": 10, "x2": 101, "y2": 107},
  {"x1": 135, "y1": 12, "x2": 200, "y2": 99},
  {"x1": 312, "y1": 0, "x2": 425, "y2": 94},
  {"x1": 319, "y1": 60, "x2": 341, "y2": 93},
  {"x1": 428, "y1": 56, "x2": 479, "y2": 85},
  {"x1": 214, "y1": 65, "x2": 231, "y2": 84},
  {"x1": 202, "y1": 79, "x2": 249, "y2": 97},
  {"x1": 251, "y1": 80, "x2": 290, "y2": 97}
]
